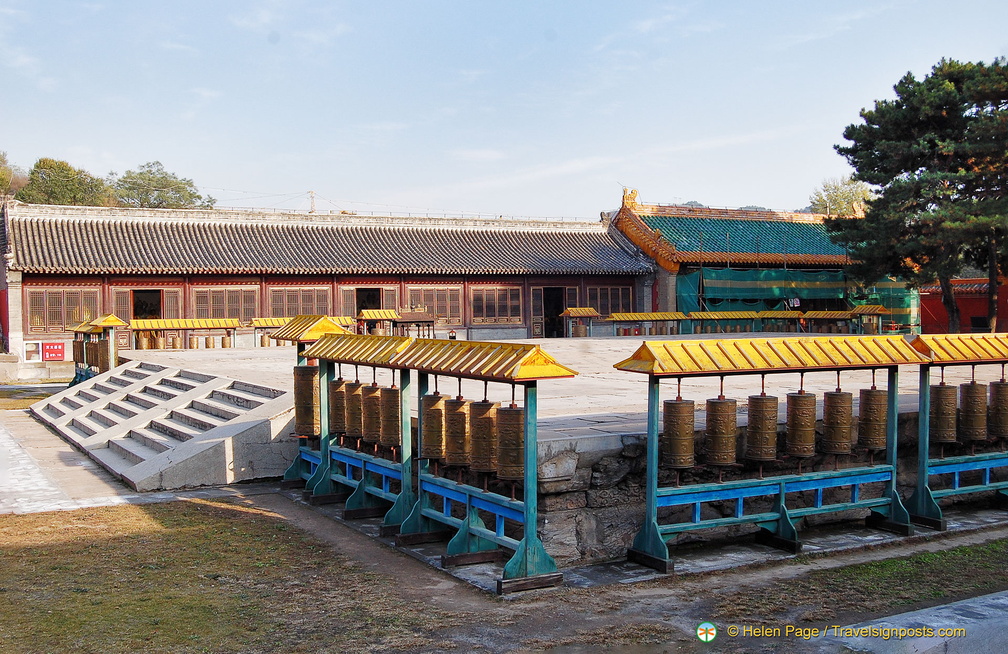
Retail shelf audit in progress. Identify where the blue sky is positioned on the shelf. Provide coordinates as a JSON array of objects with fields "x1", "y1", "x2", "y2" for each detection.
[{"x1": 3, "y1": 1, "x2": 1007, "y2": 218}]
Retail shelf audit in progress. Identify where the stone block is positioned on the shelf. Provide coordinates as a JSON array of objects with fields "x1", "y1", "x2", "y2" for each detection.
[
  {"x1": 591, "y1": 455, "x2": 631, "y2": 488},
  {"x1": 539, "y1": 468, "x2": 591, "y2": 494},
  {"x1": 539, "y1": 450, "x2": 578, "y2": 481},
  {"x1": 540, "y1": 491, "x2": 588, "y2": 512}
]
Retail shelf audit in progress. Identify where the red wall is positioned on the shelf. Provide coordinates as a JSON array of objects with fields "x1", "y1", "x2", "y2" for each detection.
[{"x1": 920, "y1": 287, "x2": 1008, "y2": 333}]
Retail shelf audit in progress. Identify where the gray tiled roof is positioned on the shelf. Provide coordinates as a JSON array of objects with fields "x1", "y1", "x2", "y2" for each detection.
[{"x1": 2, "y1": 204, "x2": 653, "y2": 276}]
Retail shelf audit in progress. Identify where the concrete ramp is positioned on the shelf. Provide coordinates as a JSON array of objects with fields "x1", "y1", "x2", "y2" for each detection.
[{"x1": 30, "y1": 361, "x2": 297, "y2": 491}]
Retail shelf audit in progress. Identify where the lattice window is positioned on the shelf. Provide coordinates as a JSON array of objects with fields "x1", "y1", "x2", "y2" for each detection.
[
  {"x1": 471, "y1": 287, "x2": 522, "y2": 324},
  {"x1": 26, "y1": 288, "x2": 102, "y2": 333},
  {"x1": 587, "y1": 286, "x2": 633, "y2": 317},
  {"x1": 113, "y1": 289, "x2": 131, "y2": 322},
  {"x1": 163, "y1": 289, "x2": 182, "y2": 320},
  {"x1": 406, "y1": 286, "x2": 462, "y2": 324},
  {"x1": 270, "y1": 287, "x2": 331, "y2": 317}
]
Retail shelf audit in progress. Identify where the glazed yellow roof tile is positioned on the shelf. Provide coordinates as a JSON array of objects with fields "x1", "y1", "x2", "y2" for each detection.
[
  {"x1": 302, "y1": 333, "x2": 414, "y2": 367},
  {"x1": 757, "y1": 310, "x2": 804, "y2": 319},
  {"x1": 357, "y1": 309, "x2": 402, "y2": 320},
  {"x1": 851, "y1": 304, "x2": 891, "y2": 315},
  {"x1": 270, "y1": 315, "x2": 352, "y2": 342},
  {"x1": 392, "y1": 338, "x2": 578, "y2": 382},
  {"x1": 559, "y1": 307, "x2": 601, "y2": 318},
  {"x1": 250, "y1": 317, "x2": 291, "y2": 327},
  {"x1": 614, "y1": 335, "x2": 930, "y2": 377},
  {"x1": 330, "y1": 316, "x2": 357, "y2": 326},
  {"x1": 803, "y1": 311, "x2": 853, "y2": 320},
  {"x1": 70, "y1": 321, "x2": 104, "y2": 333},
  {"x1": 689, "y1": 311, "x2": 760, "y2": 320},
  {"x1": 608, "y1": 312, "x2": 688, "y2": 322},
  {"x1": 131, "y1": 318, "x2": 241, "y2": 330},
  {"x1": 911, "y1": 333, "x2": 1008, "y2": 363},
  {"x1": 89, "y1": 314, "x2": 128, "y2": 328}
]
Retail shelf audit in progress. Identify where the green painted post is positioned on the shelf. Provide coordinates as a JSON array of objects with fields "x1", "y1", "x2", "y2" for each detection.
[
  {"x1": 296, "y1": 342, "x2": 307, "y2": 366},
  {"x1": 400, "y1": 372, "x2": 433, "y2": 535},
  {"x1": 908, "y1": 365, "x2": 944, "y2": 528},
  {"x1": 313, "y1": 360, "x2": 334, "y2": 496},
  {"x1": 883, "y1": 366, "x2": 911, "y2": 527},
  {"x1": 629, "y1": 374, "x2": 667, "y2": 565},
  {"x1": 503, "y1": 381, "x2": 558, "y2": 579},
  {"x1": 384, "y1": 367, "x2": 416, "y2": 527}
]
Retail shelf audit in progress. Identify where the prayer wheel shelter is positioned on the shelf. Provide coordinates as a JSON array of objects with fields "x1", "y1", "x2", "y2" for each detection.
[
  {"x1": 270, "y1": 315, "x2": 353, "y2": 362},
  {"x1": 130, "y1": 318, "x2": 241, "y2": 350},
  {"x1": 614, "y1": 335, "x2": 930, "y2": 573},
  {"x1": 558, "y1": 307, "x2": 600, "y2": 337},
  {"x1": 907, "y1": 333, "x2": 1008, "y2": 531},
  {"x1": 607, "y1": 311, "x2": 687, "y2": 336}
]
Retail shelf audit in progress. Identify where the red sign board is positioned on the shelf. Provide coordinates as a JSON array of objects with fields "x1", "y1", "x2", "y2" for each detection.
[{"x1": 42, "y1": 342, "x2": 65, "y2": 361}]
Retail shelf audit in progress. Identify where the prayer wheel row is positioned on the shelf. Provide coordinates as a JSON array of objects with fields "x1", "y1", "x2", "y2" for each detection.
[
  {"x1": 328, "y1": 378, "x2": 402, "y2": 448},
  {"x1": 928, "y1": 381, "x2": 1008, "y2": 444},
  {"x1": 660, "y1": 387, "x2": 891, "y2": 467},
  {"x1": 420, "y1": 393, "x2": 525, "y2": 480}
]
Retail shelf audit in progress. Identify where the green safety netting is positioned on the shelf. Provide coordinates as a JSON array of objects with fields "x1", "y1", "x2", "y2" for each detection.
[{"x1": 700, "y1": 268, "x2": 846, "y2": 300}]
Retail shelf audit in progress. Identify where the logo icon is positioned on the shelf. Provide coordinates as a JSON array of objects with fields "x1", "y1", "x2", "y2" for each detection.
[{"x1": 697, "y1": 622, "x2": 717, "y2": 642}]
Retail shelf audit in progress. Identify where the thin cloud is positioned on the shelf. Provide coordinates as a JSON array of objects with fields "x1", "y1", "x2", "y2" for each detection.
[
  {"x1": 771, "y1": 5, "x2": 892, "y2": 50},
  {"x1": 451, "y1": 149, "x2": 507, "y2": 163},
  {"x1": 294, "y1": 25, "x2": 351, "y2": 47},
  {"x1": 5, "y1": 46, "x2": 57, "y2": 91},
  {"x1": 160, "y1": 40, "x2": 199, "y2": 55}
]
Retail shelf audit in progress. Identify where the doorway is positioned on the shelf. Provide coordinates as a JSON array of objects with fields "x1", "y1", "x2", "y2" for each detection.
[
  {"x1": 356, "y1": 288, "x2": 382, "y2": 332},
  {"x1": 542, "y1": 287, "x2": 565, "y2": 338},
  {"x1": 132, "y1": 290, "x2": 162, "y2": 320}
]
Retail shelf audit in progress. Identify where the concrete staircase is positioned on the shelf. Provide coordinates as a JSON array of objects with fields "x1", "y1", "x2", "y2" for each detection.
[{"x1": 32, "y1": 361, "x2": 297, "y2": 491}]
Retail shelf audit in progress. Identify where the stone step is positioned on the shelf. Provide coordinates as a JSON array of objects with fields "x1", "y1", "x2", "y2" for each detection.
[
  {"x1": 148, "y1": 417, "x2": 200, "y2": 442},
  {"x1": 60, "y1": 396, "x2": 82, "y2": 410},
  {"x1": 189, "y1": 398, "x2": 240, "y2": 421},
  {"x1": 122, "y1": 393, "x2": 156, "y2": 410},
  {"x1": 75, "y1": 388, "x2": 100, "y2": 403},
  {"x1": 122, "y1": 368, "x2": 150, "y2": 381},
  {"x1": 89, "y1": 446, "x2": 135, "y2": 477},
  {"x1": 68, "y1": 414, "x2": 106, "y2": 437},
  {"x1": 87, "y1": 408, "x2": 118, "y2": 428},
  {"x1": 137, "y1": 362, "x2": 166, "y2": 373},
  {"x1": 169, "y1": 407, "x2": 221, "y2": 432},
  {"x1": 159, "y1": 376, "x2": 197, "y2": 393},
  {"x1": 105, "y1": 401, "x2": 137, "y2": 419},
  {"x1": 44, "y1": 403, "x2": 65, "y2": 418},
  {"x1": 91, "y1": 382, "x2": 117, "y2": 395},
  {"x1": 231, "y1": 380, "x2": 285, "y2": 400},
  {"x1": 178, "y1": 370, "x2": 214, "y2": 384},
  {"x1": 210, "y1": 387, "x2": 265, "y2": 410},
  {"x1": 140, "y1": 385, "x2": 176, "y2": 401},
  {"x1": 127, "y1": 428, "x2": 173, "y2": 453},
  {"x1": 108, "y1": 437, "x2": 162, "y2": 465},
  {"x1": 108, "y1": 376, "x2": 133, "y2": 388}
]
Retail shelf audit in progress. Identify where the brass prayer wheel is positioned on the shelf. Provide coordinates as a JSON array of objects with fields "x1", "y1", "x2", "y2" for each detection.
[
  {"x1": 786, "y1": 392, "x2": 816, "y2": 457},
  {"x1": 420, "y1": 393, "x2": 446, "y2": 460},
  {"x1": 361, "y1": 384, "x2": 382, "y2": 443},
  {"x1": 821, "y1": 391, "x2": 853, "y2": 455},
  {"x1": 329, "y1": 378, "x2": 347, "y2": 434},
  {"x1": 989, "y1": 381, "x2": 1008, "y2": 438},
  {"x1": 189, "y1": 336, "x2": 199, "y2": 349},
  {"x1": 929, "y1": 384, "x2": 957, "y2": 445},
  {"x1": 444, "y1": 398, "x2": 471, "y2": 466},
  {"x1": 379, "y1": 386, "x2": 401, "y2": 447},
  {"x1": 345, "y1": 382, "x2": 364, "y2": 442},
  {"x1": 858, "y1": 388, "x2": 888, "y2": 450},
  {"x1": 221, "y1": 335, "x2": 232, "y2": 348},
  {"x1": 745, "y1": 394, "x2": 778, "y2": 462},
  {"x1": 661, "y1": 399, "x2": 695, "y2": 468},
  {"x1": 705, "y1": 398, "x2": 737, "y2": 465},
  {"x1": 469, "y1": 400, "x2": 499, "y2": 472},
  {"x1": 293, "y1": 365, "x2": 320, "y2": 437},
  {"x1": 496, "y1": 405, "x2": 525, "y2": 480},
  {"x1": 959, "y1": 381, "x2": 988, "y2": 442}
]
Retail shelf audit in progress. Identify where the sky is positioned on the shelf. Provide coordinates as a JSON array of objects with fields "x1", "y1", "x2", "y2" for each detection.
[{"x1": 3, "y1": 1, "x2": 1008, "y2": 219}]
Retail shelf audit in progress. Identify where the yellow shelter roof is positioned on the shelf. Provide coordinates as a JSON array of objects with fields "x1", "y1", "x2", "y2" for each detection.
[
  {"x1": 757, "y1": 310, "x2": 804, "y2": 319},
  {"x1": 614, "y1": 335, "x2": 930, "y2": 377},
  {"x1": 851, "y1": 304, "x2": 890, "y2": 315},
  {"x1": 270, "y1": 315, "x2": 352, "y2": 342},
  {"x1": 803, "y1": 311, "x2": 853, "y2": 320},
  {"x1": 131, "y1": 318, "x2": 240, "y2": 330},
  {"x1": 559, "y1": 307, "x2": 601, "y2": 318},
  {"x1": 90, "y1": 314, "x2": 128, "y2": 328},
  {"x1": 392, "y1": 338, "x2": 578, "y2": 382},
  {"x1": 358, "y1": 309, "x2": 401, "y2": 321},
  {"x1": 302, "y1": 333, "x2": 414, "y2": 367},
  {"x1": 689, "y1": 311, "x2": 759, "y2": 320},
  {"x1": 911, "y1": 333, "x2": 1008, "y2": 364},
  {"x1": 250, "y1": 317, "x2": 291, "y2": 328},
  {"x1": 70, "y1": 321, "x2": 104, "y2": 334},
  {"x1": 608, "y1": 312, "x2": 688, "y2": 322}
]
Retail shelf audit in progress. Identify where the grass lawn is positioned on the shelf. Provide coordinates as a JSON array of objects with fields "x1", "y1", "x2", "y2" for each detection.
[{"x1": 0, "y1": 500, "x2": 462, "y2": 654}]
